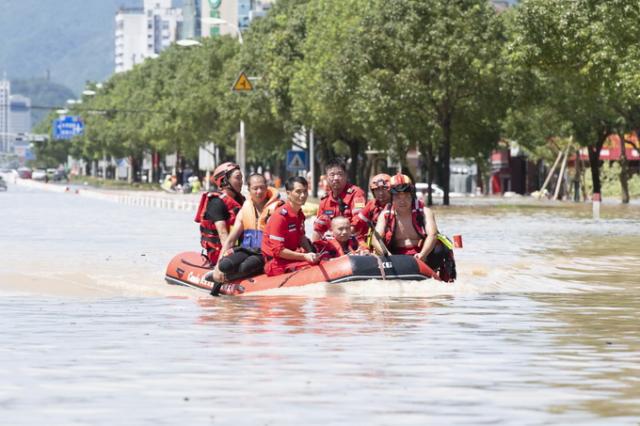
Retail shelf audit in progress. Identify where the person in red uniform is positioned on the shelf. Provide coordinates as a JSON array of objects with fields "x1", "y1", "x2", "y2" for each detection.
[
  {"x1": 372, "y1": 173, "x2": 456, "y2": 282},
  {"x1": 262, "y1": 176, "x2": 320, "y2": 276},
  {"x1": 352, "y1": 173, "x2": 392, "y2": 244},
  {"x1": 194, "y1": 162, "x2": 245, "y2": 265},
  {"x1": 314, "y1": 216, "x2": 369, "y2": 259},
  {"x1": 311, "y1": 158, "x2": 367, "y2": 242}
]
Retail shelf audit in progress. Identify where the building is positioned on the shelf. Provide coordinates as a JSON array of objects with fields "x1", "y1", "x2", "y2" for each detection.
[
  {"x1": 0, "y1": 79, "x2": 9, "y2": 153},
  {"x1": 115, "y1": 0, "x2": 184, "y2": 73},
  {"x1": 182, "y1": 0, "x2": 201, "y2": 39},
  {"x1": 9, "y1": 95, "x2": 31, "y2": 137},
  {"x1": 201, "y1": 0, "x2": 273, "y2": 38}
]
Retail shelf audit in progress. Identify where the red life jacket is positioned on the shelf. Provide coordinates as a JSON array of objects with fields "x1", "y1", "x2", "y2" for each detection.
[
  {"x1": 382, "y1": 199, "x2": 427, "y2": 249},
  {"x1": 194, "y1": 190, "x2": 244, "y2": 263},
  {"x1": 318, "y1": 237, "x2": 361, "y2": 258},
  {"x1": 261, "y1": 200, "x2": 306, "y2": 260},
  {"x1": 317, "y1": 183, "x2": 366, "y2": 223}
]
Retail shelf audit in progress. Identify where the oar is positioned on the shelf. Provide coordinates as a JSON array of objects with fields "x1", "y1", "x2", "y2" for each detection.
[{"x1": 364, "y1": 217, "x2": 391, "y2": 257}]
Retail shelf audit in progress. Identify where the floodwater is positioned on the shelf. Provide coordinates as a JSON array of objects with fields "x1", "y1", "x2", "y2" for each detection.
[{"x1": 1, "y1": 183, "x2": 639, "y2": 425}]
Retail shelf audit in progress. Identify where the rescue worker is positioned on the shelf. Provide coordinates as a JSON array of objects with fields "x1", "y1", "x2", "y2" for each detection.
[
  {"x1": 352, "y1": 173, "x2": 392, "y2": 245},
  {"x1": 262, "y1": 176, "x2": 320, "y2": 276},
  {"x1": 194, "y1": 162, "x2": 245, "y2": 265},
  {"x1": 372, "y1": 173, "x2": 456, "y2": 282},
  {"x1": 311, "y1": 158, "x2": 367, "y2": 242},
  {"x1": 211, "y1": 174, "x2": 281, "y2": 283},
  {"x1": 314, "y1": 216, "x2": 369, "y2": 259}
]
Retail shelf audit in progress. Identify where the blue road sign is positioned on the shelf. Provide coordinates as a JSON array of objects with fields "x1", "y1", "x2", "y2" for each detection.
[
  {"x1": 53, "y1": 116, "x2": 84, "y2": 140},
  {"x1": 286, "y1": 150, "x2": 308, "y2": 171}
]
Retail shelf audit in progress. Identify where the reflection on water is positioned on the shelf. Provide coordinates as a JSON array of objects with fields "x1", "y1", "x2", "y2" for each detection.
[{"x1": 1, "y1": 185, "x2": 640, "y2": 424}]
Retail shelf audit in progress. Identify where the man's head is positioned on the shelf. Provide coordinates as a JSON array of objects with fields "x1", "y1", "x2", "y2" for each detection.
[
  {"x1": 325, "y1": 158, "x2": 348, "y2": 195},
  {"x1": 369, "y1": 173, "x2": 391, "y2": 205},
  {"x1": 247, "y1": 174, "x2": 268, "y2": 204},
  {"x1": 285, "y1": 176, "x2": 309, "y2": 207},
  {"x1": 389, "y1": 173, "x2": 414, "y2": 211},
  {"x1": 330, "y1": 216, "x2": 352, "y2": 243},
  {"x1": 212, "y1": 162, "x2": 243, "y2": 193}
]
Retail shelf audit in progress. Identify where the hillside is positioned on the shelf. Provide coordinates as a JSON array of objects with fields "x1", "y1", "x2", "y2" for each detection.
[
  {"x1": 10, "y1": 79, "x2": 77, "y2": 127},
  {"x1": 0, "y1": 0, "x2": 180, "y2": 94}
]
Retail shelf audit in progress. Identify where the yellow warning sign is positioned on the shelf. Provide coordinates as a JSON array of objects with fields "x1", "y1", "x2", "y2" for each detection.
[{"x1": 232, "y1": 71, "x2": 253, "y2": 91}]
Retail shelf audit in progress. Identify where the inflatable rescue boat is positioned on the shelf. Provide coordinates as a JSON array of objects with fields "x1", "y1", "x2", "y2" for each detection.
[{"x1": 165, "y1": 251, "x2": 440, "y2": 296}]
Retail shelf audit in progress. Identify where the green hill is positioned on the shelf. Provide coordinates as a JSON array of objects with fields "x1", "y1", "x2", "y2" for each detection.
[
  {"x1": 10, "y1": 79, "x2": 77, "y2": 127},
  {"x1": 0, "y1": 0, "x2": 166, "y2": 94}
]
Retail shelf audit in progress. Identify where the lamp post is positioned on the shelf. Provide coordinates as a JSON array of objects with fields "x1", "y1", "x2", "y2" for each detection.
[{"x1": 203, "y1": 17, "x2": 246, "y2": 179}]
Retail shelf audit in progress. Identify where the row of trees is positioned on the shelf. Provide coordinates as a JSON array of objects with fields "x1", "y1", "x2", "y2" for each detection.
[{"x1": 34, "y1": 0, "x2": 640, "y2": 203}]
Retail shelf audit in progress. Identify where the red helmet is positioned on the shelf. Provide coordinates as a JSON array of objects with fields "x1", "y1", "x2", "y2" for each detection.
[
  {"x1": 212, "y1": 162, "x2": 240, "y2": 187},
  {"x1": 389, "y1": 173, "x2": 413, "y2": 194},
  {"x1": 369, "y1": 173, "x2": 391, "y2": 191}
]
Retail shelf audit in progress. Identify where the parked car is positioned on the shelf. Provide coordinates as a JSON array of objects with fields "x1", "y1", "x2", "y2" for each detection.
[
  {"x1": 32, "y1": 169, "x2": 47, "y2": 181},
  {"x1": 415, "y1": 182, "x2": 444, "y2": 197},
  {"x1": 17, "y1": 167, "x2": 32, "y2": 179},
  {"x1": 52, "y1": 169, "x2": 68, "y2": 182}
]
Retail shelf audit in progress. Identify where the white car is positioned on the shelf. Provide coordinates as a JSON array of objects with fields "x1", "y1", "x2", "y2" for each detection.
[
  {"x1": 32, "y1": 169, "x2": 47, "y2": 181},
  {"x1": 414, "y1": 182, "x2": 444, "y2": 197}
]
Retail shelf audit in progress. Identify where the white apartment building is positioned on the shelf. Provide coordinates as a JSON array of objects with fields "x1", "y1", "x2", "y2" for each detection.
[
  {"x1": 201, "y1": 0, "x2": 273, "y2": 38},
  {"x1": 0, "y1": 79, "x2": 9, "y2": 153},
  {"x1": 115, "y1": 0, "x2": 184, "y2": 73}
]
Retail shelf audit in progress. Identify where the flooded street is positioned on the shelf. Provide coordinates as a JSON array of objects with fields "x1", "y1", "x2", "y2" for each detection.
[{"x1": 1, "y1": 184, "x2": 639, "y2": 425}]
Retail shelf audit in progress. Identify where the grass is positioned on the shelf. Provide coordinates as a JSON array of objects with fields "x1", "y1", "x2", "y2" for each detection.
[{"x1": 69, "y1": 175, "x2": 161, "y2": 191}]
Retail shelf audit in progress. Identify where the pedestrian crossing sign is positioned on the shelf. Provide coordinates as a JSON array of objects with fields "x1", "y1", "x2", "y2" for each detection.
[
  {"x1": 286, "y1": 150, "x2": 308, "y2": 171},
  {"x1": 232, "y1": 71, "x2": 253, "y2": 91}
]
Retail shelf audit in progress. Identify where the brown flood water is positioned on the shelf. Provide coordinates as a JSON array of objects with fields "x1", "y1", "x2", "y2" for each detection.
[{"x1": 1, "y1": 183, "x2": 639, "y2": 425}]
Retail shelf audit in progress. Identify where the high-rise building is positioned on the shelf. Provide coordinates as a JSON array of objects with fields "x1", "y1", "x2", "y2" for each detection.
[
  {"x1": 0, "y1": 79, "x2": 10, "y2": 153},
  {"x1": 182, "y1": 0, "x2": 201, "y2": 39},
  {"x1": 201, "y1": 0, "x2": 273, "y2": 38},
  {"x1": 115, "y1": 1, "x2": 184, "y2": 73},
  {"x1": 9, "y1": 95, "x2": 32, "y2": 136}
]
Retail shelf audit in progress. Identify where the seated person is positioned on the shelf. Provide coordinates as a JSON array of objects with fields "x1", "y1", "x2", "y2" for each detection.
[
  {"x1": 372, "y1": 173, "x2": 456, "y2": 282},
  {"x1": 210, "y1": 174, "x2": 281, "y2": 286},
  {"x1": 261, "y1": 176, "x2": 320, "y2": 276},
  {"x1": 314, "y1": 216, "x2": 369, "y2": 259},
  {"x1": 352, "y1": 173, "x2": 392, "y2": 246}
]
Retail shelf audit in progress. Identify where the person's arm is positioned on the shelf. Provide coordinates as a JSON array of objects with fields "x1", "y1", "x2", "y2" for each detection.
[
  {"x1": 371, "y1": 212, "x2": 388, "y2": 255},
  {"x1": 219, "y1": 209, "x2": 246, "y2": 256},
  {"x1": 416, "y1": 207, "x2": 438, "y2": 261}
]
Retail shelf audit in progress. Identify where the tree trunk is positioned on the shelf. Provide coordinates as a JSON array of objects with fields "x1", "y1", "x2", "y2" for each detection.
[
  {"x1": 427, "y1": 143, "x2": 435, "y2": 207},
  {"x1": 347, "y1": 138, "x2": 360, "y2": 188},
  {"x1": 441, "y1": 116, "x2": 452, "y2": 206},
  {"x1": 619, "y1": 135, "x2": 630, "y2": 204},
  {"x1": 587, "y1": 132, "x2": 607, "y2": 196}
]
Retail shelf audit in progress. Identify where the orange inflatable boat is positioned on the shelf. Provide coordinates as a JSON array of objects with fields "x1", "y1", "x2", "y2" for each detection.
[{"x1": 165, "y1": 251, "x2": 440, "y2": 296}]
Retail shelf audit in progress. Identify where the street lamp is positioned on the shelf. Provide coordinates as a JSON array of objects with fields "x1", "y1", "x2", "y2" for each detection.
[{"x1": 202, "y1": 17, "x2": 246, "y2": 179}]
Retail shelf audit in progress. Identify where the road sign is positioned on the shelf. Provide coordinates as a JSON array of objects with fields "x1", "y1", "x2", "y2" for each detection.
[
  {"x1": 53, "y1": 116, "x2": 84, "y2": 140},
  {"x1": 232, "y1": 71, "x2": 253, "y2": 91},
  {"x1": 286, "y1": 150, "x2": 308, "y2": 171}
]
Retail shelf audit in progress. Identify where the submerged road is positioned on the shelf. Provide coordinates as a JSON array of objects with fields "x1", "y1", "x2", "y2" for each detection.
[{"x1": 1, "y1": 182, "x2": 639, "y2": 424}]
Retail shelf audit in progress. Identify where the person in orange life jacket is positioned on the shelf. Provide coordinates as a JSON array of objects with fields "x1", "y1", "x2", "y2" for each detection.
[
  {"x1": 314, "y1": 216, "x2": 369, "y2": 259},
  {"x1": 262, "y1": 176, "x2": 320, "y2": 276},
  {"x1": 209, "y1": 174, "x2": 281, "y2": 283},
  {"x1": 311, "y1": 158, "x2": 366, "y2": 242},
  {"x1": 372, "y1": 173, "x2": 456, "y2": 282},
  {"x1": 194, "y1": 162, "x2": 245, "y2": 265},
  {"x1": 352, "y1": 173, "x2": 392, "y2": 244}
]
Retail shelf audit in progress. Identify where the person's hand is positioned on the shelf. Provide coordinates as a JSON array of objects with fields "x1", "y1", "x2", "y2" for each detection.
[
  {"x1": 304, "y1": 252, "x2": 320, "y2": 264},
  {"x1": 357, "y1": 248, "x2": 370, "y2": 255},
  {"x1": 219, "y1": 248, "x2": 233, "y2": 258},
  {"x1": 413, "y1": 253, "x2": 425, "y2": 262}
]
